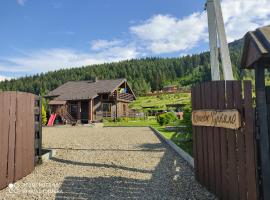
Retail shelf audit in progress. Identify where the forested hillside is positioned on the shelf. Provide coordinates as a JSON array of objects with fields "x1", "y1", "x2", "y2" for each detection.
[{"x1": 0, "y1": 39, "x2": 245, "y2": 96}]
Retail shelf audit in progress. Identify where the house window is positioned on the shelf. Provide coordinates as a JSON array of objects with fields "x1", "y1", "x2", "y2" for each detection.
[{"x1": 102, "y1": 103, "x2": 111, "y2": 112}]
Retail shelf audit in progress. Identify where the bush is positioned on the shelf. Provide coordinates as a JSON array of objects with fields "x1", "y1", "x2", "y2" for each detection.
[
  {"x1": 157, "y1": 112, "x2": 177, "y2": 126},
  {"x1": 181, "y1": 105, "x2": 192, "y2": 134},
  {"x1": 42, "y1": 101, "x2": 47, "y2": 126},
  {"x1": 115, "y1": 117, "x2": 129, "y2": 122}
]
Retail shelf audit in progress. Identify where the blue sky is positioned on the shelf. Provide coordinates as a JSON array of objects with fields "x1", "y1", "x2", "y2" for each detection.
[{"x1": 0, "y1": 0, "x2": 269, "y2": 80}]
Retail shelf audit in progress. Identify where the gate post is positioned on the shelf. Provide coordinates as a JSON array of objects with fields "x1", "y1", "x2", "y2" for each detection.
[
  {"x1": 255, "y1": 66, "x2": 270, "y2": 200},
  {"x1": 241, "y1": 26, "x2": 270, "y2": 200}
]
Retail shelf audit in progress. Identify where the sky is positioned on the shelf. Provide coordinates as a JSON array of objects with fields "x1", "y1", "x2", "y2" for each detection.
[{"x1": 0, "y1": 0, "x2": 270, "y2": 80}]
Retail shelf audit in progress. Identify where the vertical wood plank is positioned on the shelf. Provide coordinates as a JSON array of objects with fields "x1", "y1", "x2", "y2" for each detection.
[
  {"x1": 7, "y1": 92, "x2": 16, "y2": 184},
  {"x1": 15, "y1": 92, "x2": 23, "y2": 181},
  {"x1": 205, "y1": 82, "x2": 215, "y2": 193},
  {"x1": 0, "y1": 92, "x2": 9, "y2": 189},
  {"x1": 191, "y1": 86, "x2": 199, "y2": 180},
  {"x1": 201, "y1": 83, "x2": 209, "y2": 189},
  {"x1": 219, "y1": 81, "x2": 228, "y2": 200},
  {"x1": 24, "y1": 93, "x2": 29, "y2": 176},
  {"x1": 195, "y1": 84, "x2": 205, "y2": 184},
  {"x1": 234, "y1": 81, "x2": 247, "y2": 200},
  {"x1": 212, "y1": 81, "x2": 222, "y2": 198},
  {"x1": 244, "y1": 81, "x2": 258, "y2": 200},
  {"x1": 226, "y1": 81, "x2": 240, "y2": 200},
  {"x1": 22, "y1": 93, "x2": 28, "y2": 177},
  {"x1": 28, "y1": 94, "x2": 35, "y2": 174},
  {"x1": 26, "y1": 93, "x2": 31, "y2": 175}
]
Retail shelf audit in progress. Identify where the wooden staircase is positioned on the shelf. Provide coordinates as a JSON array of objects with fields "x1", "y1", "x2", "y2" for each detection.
[{"x1": 57, "y1": 107, "x2": 77, "y2": 126}]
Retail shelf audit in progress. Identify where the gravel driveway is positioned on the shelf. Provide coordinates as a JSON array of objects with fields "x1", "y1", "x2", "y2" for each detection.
[{"x1": 0, "y1": 126, "x2": 215, "y2": 200}]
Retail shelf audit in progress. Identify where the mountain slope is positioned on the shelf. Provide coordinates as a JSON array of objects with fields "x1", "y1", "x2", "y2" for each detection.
[{"x1": 0, "y1": 39, "x2": 244, "y2": 95}]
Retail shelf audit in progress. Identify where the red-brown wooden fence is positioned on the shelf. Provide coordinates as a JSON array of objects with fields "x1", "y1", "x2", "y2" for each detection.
[
  {"x1": 192, "y1": 81, "x2": 258, "y2": 200},
  {"x1": 0, "y1": 92, "x2": 36, "y2": 190}
]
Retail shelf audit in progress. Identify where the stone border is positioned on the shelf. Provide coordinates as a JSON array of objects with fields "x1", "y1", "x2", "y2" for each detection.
[
  {"x1": 150, "y1": 126, "x2": 194, "y2": 168},
  {"x1": 41, "y1": 149, "x2": 56, "y2": 162}
]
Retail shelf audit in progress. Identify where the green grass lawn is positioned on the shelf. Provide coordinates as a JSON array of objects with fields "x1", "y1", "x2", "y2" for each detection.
[
  {"x1": 129, "y1": 93, "x2": 191, "y2": 111},
  {"x1": 154, "y1": 126, "x2": 193, "y2": 156},
  {"x1": 104, "y1": 118, "x2": 193, "y2": 156}
]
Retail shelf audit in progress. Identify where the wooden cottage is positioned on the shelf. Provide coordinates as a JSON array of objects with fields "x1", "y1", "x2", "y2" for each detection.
[{"x1": 45, "y1": 78, "x2": 136, "y2": 124}]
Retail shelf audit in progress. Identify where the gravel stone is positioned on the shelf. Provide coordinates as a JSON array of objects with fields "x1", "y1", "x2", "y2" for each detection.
[{"x1": 0, "y1": 126, "x2": 216, "y2": 200}]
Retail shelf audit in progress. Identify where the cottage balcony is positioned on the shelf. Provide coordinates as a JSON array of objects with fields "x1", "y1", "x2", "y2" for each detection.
[{"x1": 118, "y1": 93, "x2": 134, "y2": 101}]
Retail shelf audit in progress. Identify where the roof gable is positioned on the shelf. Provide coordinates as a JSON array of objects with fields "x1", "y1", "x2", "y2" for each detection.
[{"x1": 46, "y1": 78, "x2": 130, "y2": 100}]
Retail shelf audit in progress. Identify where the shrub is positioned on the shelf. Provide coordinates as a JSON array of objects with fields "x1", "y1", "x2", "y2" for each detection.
[
  {"x1": 157, "y1": 112, "x2": 177, "y2": 126},
  {"x1": 115, "y1": 117, "x2": 129, "y2": 122},
  {"x1": 42, "y1": 102, "x2": 47, "y2": 126},
  {"x1": 181, "y1": 105, "x2": 192, "y2": 134}
]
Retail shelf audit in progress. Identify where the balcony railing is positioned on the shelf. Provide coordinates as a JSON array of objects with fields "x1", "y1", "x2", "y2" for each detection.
[
  {"x1": 96, "y1": 111, "x2": 115, "y2": 120},
  {"x1": 118, "y1": 93, "x2": 134, "y2": 101},
  {"x1": 95, "y1": 111, "x2": 145, "y2": 120}
]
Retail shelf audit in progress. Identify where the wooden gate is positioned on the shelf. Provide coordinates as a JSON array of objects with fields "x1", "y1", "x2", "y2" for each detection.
[
  {"x1": 0, "y1": 92, "x2": 40, "y2": 190},
  {"x1": 192, "y1": 81, "x2": 258, "y2": 200}
]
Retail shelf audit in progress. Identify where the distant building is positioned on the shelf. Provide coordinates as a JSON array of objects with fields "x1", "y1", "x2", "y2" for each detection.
[
  {"x1": 163, "y1": 85, "x2": 178, "y2": 92},
  {"x1": 45, "y1": 78, "x2": 136, "y2": 124}
]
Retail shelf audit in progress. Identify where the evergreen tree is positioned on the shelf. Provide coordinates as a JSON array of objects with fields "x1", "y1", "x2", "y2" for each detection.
[{"x1": 0, "y1": 39, "x2": 245, "y2": 96}]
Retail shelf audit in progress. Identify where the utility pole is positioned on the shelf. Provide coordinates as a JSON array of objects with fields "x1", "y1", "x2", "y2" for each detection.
[
  {"x1": 206, "y1": 0, "x2": 220, "y2": 80},
  {"x1": 206, "y1": 0, "x2": 234, "y2": 81}
]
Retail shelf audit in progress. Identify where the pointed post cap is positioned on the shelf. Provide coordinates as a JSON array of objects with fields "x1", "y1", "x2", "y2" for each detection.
[{"x1": 241, "y1": 25, "x2": 270, "y2": 69}]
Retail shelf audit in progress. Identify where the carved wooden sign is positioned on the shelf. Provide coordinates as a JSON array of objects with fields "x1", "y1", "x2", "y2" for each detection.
[{"x1": 192, "y1": 109, "x2": 241, "y2": 130}]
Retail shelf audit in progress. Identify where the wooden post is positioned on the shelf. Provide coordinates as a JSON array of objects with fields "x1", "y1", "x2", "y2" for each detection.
[
  {"x1": 116, "y1": 90, "x2": 118, "y2": 119},
  {"x1": 206, "y1": 0, "x2": 220, "y2": 80},
  {"x1": 77, "y1": 101, "x2": 81, "y2": 122},
  {"x1": 88, "y1": 99, "x2": 93, "y2": 122},
  {"x1": 212, "y1": 0, "x2": 234, "y2": 80},
  {"x1": 255, "y1": 65, "x2": 270, "y2": 200},
  {"x1": 38, "y1": 96, "x2": 42, "y2": 163}
]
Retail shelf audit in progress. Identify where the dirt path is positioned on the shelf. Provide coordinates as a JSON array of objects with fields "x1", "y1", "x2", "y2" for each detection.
[{"x1": 0, "y1": 126, "x2": 215, "y2": 200}]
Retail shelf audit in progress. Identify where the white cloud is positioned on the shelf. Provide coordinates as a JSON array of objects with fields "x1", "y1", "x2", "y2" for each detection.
[
  {"x1": 90, "y1": 39, "x2": 123, "y2": 50},
  {"x1": 0, "y1": 45, "x2": 139, "y2": 76},
  {"x1": 130, "y1": 13, "x2": 207, "y2": 54},
  {"x1": 17, "y1": 0, "x2": 27, "y2": 6},
  {"x1": 129, "y1": 0, "x2": 270, "y2": 54},
  {"x1": 222, "y1": 0, "x2": 270, "y2": 42}
]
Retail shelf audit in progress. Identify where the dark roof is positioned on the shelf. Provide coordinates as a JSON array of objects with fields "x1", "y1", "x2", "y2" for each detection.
[
  {"x1": 46, "y1": 78, "x2": 129, "y2": 100},
  {"x1": 241, "y1": 25, "x2": 270, "y2": 68}
]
